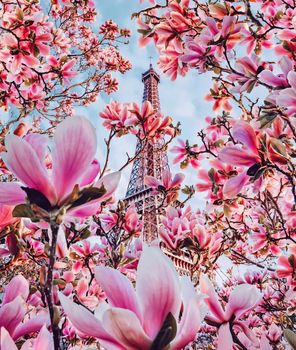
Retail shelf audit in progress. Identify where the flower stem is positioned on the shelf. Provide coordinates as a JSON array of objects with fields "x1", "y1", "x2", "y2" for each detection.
[{"x1": 44, "y1": 221, "x2": 60, "y2": 350}]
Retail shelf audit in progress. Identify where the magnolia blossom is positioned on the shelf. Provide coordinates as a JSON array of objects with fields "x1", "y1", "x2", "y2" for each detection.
[
  {"x1": 200, "y1": 274, "x2": 263, "y2": 349},
  {"x1": 0, "y1": 275, "x2": 48, "y2": 340},
  {"x1": 60, "y1": 247, "x2": 207, "y2": 350},
  {"x1": 1, "y1": 325, "x2": 53, "y2": 350},
  {"x1": 0, "y1": 116, "x2": 121, "y2": 219}
]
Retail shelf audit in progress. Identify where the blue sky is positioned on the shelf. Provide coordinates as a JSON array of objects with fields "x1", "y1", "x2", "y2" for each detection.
[{"x1": 93, "y1": 0, "x2": 216, "y2": 205}]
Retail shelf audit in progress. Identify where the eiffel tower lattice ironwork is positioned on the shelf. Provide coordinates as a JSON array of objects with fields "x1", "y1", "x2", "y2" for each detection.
[{"x1": 124, "y1": 64, "x2": 194, "y2": 276}]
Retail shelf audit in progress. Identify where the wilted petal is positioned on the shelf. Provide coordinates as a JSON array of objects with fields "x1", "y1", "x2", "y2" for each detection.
[
  {"x1": 103, "y1": 308, "x2": 151, "y2": 349},
  {"x1": 136, "y1": 247, "x2": 181, "y2": 339},
  {"x1": 1, "y1": 136, "x2": 54, "y2": 203},
  {"x1": 225, "y1": 284, "x2": 262, "y2": 320},
  {"x1": 52, "y1": 116, "x2": 97, "y2": 203},
  {"x1": 171, "y1": 277, "x2": 207, "y2": 350},
  {"x1": 219, "y1": 146, "x2": 259, "y2": 166},
  {"x1": 2, "y1": 275, "x2": 29, "y2": 305},
  {"x1": 0, "y1": 327, "x2": 17, "y2": 350},
  {"x1": 223, "y1": 172, "x2": 249, "y2": 199},
  {"x1": 95, "y1": 266, "x2": 142, "y2": 320},
  {"x1": 200, "y1": 274, "x2": 225, "y2": 323},
  {"x1": 217, "y1": 323, "x2": 233, "y2": 350}
]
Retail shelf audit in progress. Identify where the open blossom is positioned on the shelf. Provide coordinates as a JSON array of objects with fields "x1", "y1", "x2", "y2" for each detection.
[
  {"x1": 200, "y1": 274, "x2": 262, "y2": 349},
  {"x1": 100, "y1": 100, "x2": 135, "y2": 131},
  {"x1": 145, "y1": 170, "x2": 185, "y2": 203},
  {"x1": 1, "y1": 325, "x2": 53, "y2": 350},
  {"x1": 0, "y1": 275, "x2": 48, "y2": 341},
  {"x1": 0, "y1": 116, "x2": 121, "y2": 219},
  {"x1": 60, "y1": 247, "x2": 207, "y2": 350}
]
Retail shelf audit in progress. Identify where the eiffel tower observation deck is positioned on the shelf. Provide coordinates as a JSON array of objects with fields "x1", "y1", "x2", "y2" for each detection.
[{"x1": 124, "y1": 64, "x2": 193, "y2": 276}]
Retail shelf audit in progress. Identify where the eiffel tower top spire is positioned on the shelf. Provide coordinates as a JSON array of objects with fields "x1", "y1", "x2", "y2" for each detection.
[{"x1": 141, "y1": 63, "x2": 160, "y2": 112}]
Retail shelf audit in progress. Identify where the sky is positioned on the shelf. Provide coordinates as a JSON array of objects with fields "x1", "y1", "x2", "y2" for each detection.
[{"x1": 92, "y1": 0, "x2": 216, "y2": 206}]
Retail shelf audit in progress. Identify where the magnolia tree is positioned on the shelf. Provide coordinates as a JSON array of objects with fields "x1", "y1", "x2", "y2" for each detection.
[{"x1": 0, "y1": 0, "x2": 296, "y2": 349}]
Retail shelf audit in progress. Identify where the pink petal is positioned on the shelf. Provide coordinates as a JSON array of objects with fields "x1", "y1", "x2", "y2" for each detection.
[
  {"x1": 199, "y1": 274, "x2": 225, "y2": 323},
  {"x1": 171, "y1": 277, "x2": 207, "y2": 350},
  {"x1": 24, "y1": 134, "x2": 48, "y2": 162},
  {"x1": 59, "y1": 293, "x2": 120, "y2": 348},
  {"x1": 225, "y1": 284, "x2": 262, "y2": 320},
  {"x1": 223, "y1": 172, "x2": 249, "y2": 199},
  {"x1": 94, "y1": 172, "x2": 121, "y2": 201},
  {"x1": 80, "y1": 159, "x2": 100, "y2": 187},
  {"x1": 95, "y1": 266, "x2": 142, "y2": 321},
  {"x1": 1, "y1": 135, "x2": 55, "y2": 203},
  {"x1": 232, "y1": 121, "x2": 258, "y2": 154},
  {"x1": 103, "y1": 308, "x2": 151, "y2": 349},
  {"x1": 52, "y1": 116, "x2": 97, "y2": 203},
  {"x1": 0, "y1": 327, "x2": 17, "y2": 350},
  {"x1": 0, "y1": 296, "x2": 25, "y2": 336},
  {"x1": 66, "y1": 202, "x2": 100, "y2": 218},
  {"x1": 218, "y1": 146, "x2": 259, "y2": 166},
  {"x1": 144, "y1": 175, "x2": 161, "y2": 188},
  {"x1": 13, "y1": 314, "x2": 49, "y2": 341},
  {"x1": 136, "y1": 247, "x2": 181, "y2": 339},
  {"x1": 32, "y1": 325, "x2": 53, "y2": 350},
  {"x1": 288, "y1": 70, "x2": 296, "y2": 89},
  {"x1": 2, "y1": 275, "x2": 29, "y2": 305},
  {"x1": 0, "y1": 182, "x2": 26, "y2": 205},
  {"x1": 217, "y1": 323, "x2": 233, "y2": 350},
  {"x1": 171, "y1": 173, "x2": 185, "y2": 187}
]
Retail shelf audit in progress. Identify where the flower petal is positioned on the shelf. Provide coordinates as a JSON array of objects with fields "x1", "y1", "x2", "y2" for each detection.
[
  {"x1": 95, "y1": 266, "x2": 142, "y2": 320},
  {"x1": 136, "y1": 247, "x2": 181, "y2": 339},
  {"x1": 225, "y1": 284, "x2": 262, "y2": 320},
  {"x1": 200, "y1": 274, "x2": 225, "y2": 323},
  {"x1": 0, "y1": 182, "x2": 26, "y2": 205},
  {"x1": 1, "y1": 136, "x2": 54, "y2": 203},
  {"x1": 171, "y1": 277, "x2": 208, "y2": 350},
  {"x1": 94, "y1": 172, "x2": 121, "y2": 201},
  {"x1": 0, "y1": 296, "x2": 25, "y2": 336},
  {"x1": 32, "y1": 325, "x2": 53, "y2": 350},
  {"x1": 2, "y1": 275, "x2": 29, "y2": 305},
  {"x1": 13, "y1": 314, "x2": 49, "y2": 341},
  {"x1": 232, "y1": 121, "x2": 258, "y2": 154},
  {"x1": 219, "y1": 146, "x2": 259, "y2": 166},
  {"x1": 223, "y1": 172, "x2": 249, "y2": 199},
  {"x1": 52, "y1": 116, "x2": 97, "y2": 203},
  {"x1": 103, "y1": 308, "x2": 151, "y2": 349},
  {"x1": 0, "y1": 327, "x2": 17, "y2": 350},
  {"x1": 217, "y1": 323, "x2": 233, "y2": 350},
  {"x1": 59, "y1": 293, "x2": 120, "y2": 348}
]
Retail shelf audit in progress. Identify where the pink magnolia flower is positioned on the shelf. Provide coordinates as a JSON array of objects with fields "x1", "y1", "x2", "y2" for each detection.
[
  {"x1": 200, "y1": 274, "x2": 262, "y2": 349},
  {"x1": 171, "y1": 139, "x2": 200, "y2": 168},
  {"x1": 276, "y1": 71, "x2": 296, "y2": 116},
  {"x1": 218, "y1": 121, "x2": 260, "y2": 198},
  {"x1": 0, "y1": 275, "x2": 48, "y2": 340},
  {"x1": 1, "y1": 325, "x2": 53, "y2": 350},
  {"x1": 0, "y1": 116, "x2": 121, "y2": 219},
  {"x1": 60, "y1": 247, "x2": 207, "y2": 350},
  {"x1": 145, "y1": 170, "x2": 185, "y2": 203}
]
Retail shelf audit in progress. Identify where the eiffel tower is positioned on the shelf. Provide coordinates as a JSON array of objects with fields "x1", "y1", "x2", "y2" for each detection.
[{"x1": 124, "y1": 64, "x2": 193, "y2": 276}]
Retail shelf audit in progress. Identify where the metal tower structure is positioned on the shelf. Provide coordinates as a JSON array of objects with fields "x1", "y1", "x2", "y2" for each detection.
[{"x1": 124, "y1": 65, "x2": 194, "y2": 276}]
